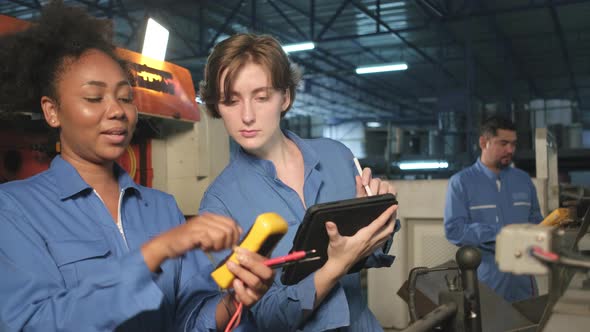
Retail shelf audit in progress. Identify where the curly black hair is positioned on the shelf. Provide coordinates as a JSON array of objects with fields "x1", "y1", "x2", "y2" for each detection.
[{"x1": 0, "y1": 0, "x2": 129, "y2": 115}]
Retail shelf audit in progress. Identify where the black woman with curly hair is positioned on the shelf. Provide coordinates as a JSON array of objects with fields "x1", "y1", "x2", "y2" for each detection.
[{"x1": 0, "y1": 2, "x2": 273, "y2": 331}]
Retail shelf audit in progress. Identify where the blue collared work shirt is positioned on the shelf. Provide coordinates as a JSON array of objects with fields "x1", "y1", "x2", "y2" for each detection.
[
  {"x1": 444, "y1": 159, "x2": 543, "y2": 302},
  {"x1": 0, "y1": 156, "x2": 226, "y2": 331},
  {"x1": 200, "y1": 130, "x2": 398, "y2": 332}
]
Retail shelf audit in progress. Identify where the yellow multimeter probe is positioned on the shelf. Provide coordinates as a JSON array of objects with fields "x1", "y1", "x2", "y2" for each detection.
[{"x1": 211, "y1": 212, "x2": 288, "y2": 289}]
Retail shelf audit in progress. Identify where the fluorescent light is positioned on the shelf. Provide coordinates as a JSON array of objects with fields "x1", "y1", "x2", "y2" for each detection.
[
  {"x1": 368, "y1": 2, "x2": 405, "y2": 10},
  {"x1": 399, "y1": 161, "x2": 448, "y2": 170},
  {"x1": 283, "y1": 42, "x2": 315, "y2": 53},
  {"x1": 366, "y1": 121, "x2": 382, "y2": 128},
  {"x1": 356, "y1": 63, "x2": 408, "y2": 74},
  {"x1": 142, "y1": 18, "x2": 169, "y2": 61}
]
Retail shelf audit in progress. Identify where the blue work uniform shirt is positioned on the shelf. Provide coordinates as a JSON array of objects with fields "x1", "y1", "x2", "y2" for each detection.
[
  {"x1": 444, "y1": 158, "x2": 543, "y2": 302},
  {"x1": 200, "y1": 130, "x2": 399, "y2": 332},
  {"x1": 0, "y1": 155, "x2": 230, "y2": 331}
]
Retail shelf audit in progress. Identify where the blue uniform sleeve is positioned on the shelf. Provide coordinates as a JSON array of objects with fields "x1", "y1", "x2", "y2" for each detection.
[
  {"x1": 201, "y1": 192, "x2": 351, "y2": 331},
  {"x1": 252, "y1": 271, "x2": 352, "y2": 331},
  {"x1": 199, "y1": 189, "x2": 231, "y2": 218},
  {"x1": 0, "y1": 207, "x2": 164, "y2": 332},
  {"x1": 198, "y1": 190, "x2": 234, "y2": 268},
  {"x1": 0, "y1": 189, "x2": 227, "y2": 332},
  {"x1": 176, "y1": 261, "x2": 223, "y2": 332},
  {"x1": 171, "y1": 203, "x2": 221, "y2": 332},
  {"x1": 252, "y1": 272, "x2": 315, "y2": 330},
  {"x1": 444, "y1": 176, "x2": 499, "y2": 251}
]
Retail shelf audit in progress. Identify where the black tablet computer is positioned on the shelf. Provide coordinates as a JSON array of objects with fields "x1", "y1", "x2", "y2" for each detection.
[{"x1": 281, "y1": 193, "x2": 397, "y2": 285}]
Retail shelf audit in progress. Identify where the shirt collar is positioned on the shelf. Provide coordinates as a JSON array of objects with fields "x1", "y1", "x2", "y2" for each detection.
[
  {"x1": 475, "y1": 157, "x2": 511, "y2": 182},
  {"x1": 50, "y1": 155, "x2": 142, "y2": 200},
  {"x1": 234, "y1": 130, "x2": 321, "y2": 178}
]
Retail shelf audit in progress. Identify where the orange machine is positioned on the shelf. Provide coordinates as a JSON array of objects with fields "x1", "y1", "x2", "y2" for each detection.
[
  {"x1": 0, "y1": 14, "x2": 200, "y2": 186},
  {"x1": 116, "y1": 48, "x2": 200, "y2": 122},
  {"x1": 0, "y1": 13, "x2": 30, "y2": 33}
]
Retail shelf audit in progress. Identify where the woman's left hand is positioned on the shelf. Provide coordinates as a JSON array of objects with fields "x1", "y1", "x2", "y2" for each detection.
[
  {"x1": 226, "y1": 247, "x2": 275, "y2": 307},
  {"x1": 355, "y1": 167, "x2": 397, "y2": 222},
  {"x1": 355, "y1": 167, "x2": 397, "y2": 197}
]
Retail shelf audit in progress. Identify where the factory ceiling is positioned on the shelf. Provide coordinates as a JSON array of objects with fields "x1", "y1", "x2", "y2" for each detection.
[{"x1": 2, "y1": 0, "x2": 590, "y2": 125}]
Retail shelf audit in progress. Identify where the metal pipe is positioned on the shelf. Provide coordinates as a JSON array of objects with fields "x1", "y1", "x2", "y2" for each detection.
[{"x1": 402, "y1": 302, "x2": 458, "y2": 332}]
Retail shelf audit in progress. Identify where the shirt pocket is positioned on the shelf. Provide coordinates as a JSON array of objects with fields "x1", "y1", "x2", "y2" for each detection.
[
  {"x1": 468, "y1": 204, "x2": 497, "y2": 224},
  {"x1": 46, "y1": 239, "x2": 111, "y2": 289},
  {"x1": 512, "y1": 201, "x2": 532, "y2": 223}
]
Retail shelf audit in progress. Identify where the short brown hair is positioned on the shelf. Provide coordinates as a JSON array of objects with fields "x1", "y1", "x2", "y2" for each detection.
[{"x1": 199, "y1": 33, "x2": 301, "y2": 118}]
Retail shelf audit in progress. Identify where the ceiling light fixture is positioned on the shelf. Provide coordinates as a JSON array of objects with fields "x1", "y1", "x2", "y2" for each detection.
[
  {"x1": 142, "y1": 18, "x2": 169, "y2": 61},
  {"x1": 283, "y1": 42, "x2": 315, "y2": 53},
  {"x1": 355, "y1": 63, "x2": 408, "y2": 74},
  {"x1": 366, "y1": 121, "x2": 382, "y2": 128}
]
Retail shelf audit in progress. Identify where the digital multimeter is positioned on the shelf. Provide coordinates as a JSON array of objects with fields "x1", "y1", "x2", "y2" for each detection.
[{"x1": 210, "y1": 212, "x2": 288, "y2": 289}]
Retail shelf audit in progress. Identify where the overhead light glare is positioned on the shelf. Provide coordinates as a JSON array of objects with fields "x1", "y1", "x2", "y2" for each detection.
[
  {"x1": 356, "y1": 63, "x2": 408, "y2": 74},
  {"x1": 142, "y1": 18, "x2": 169, "y2": 61},
  {"x1": 283, "y1": 42, "x2": 315, "y2": 53},
  {"x1": 399, "y1": 161, "x2": 448, "y2": 170},
  {"x1": 366, "y1": 121, "x2": 382, "y2": 128}
]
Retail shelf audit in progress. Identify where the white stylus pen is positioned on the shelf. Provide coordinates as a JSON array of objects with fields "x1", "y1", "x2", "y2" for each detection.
[{"x1": 353, "y1": 157, "x2": 373, "y2": 196}]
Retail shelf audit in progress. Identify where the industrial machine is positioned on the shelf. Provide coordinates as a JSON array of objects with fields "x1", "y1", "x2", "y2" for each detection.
[
  {"x1": 396, "y1": 209, "x2": 590, "y2": 332},
  {"x1": 497, "y1": 208, "x2": 590, "y2": 332}
]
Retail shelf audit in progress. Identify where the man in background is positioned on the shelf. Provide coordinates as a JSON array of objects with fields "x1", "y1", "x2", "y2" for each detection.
[{"x1": 444, "y1": 115, "x2": 543, "y2": 302}]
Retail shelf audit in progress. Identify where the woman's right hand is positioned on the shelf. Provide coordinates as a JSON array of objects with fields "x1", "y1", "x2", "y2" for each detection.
[
  {"x1": 311, "y1": 204, "x2": 397, "y2": 311},
  {"x1": 323, "y1": 204, "x2": 397, "y2": 277},
  {"x1": 141, "y1": 213, "x2": 242, "y2": 272}
]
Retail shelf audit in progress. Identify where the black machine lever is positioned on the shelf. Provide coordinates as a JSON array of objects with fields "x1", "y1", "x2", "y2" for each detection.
[{"x1": 456, "y1": 246, "x2": 483, "y2": 332}]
